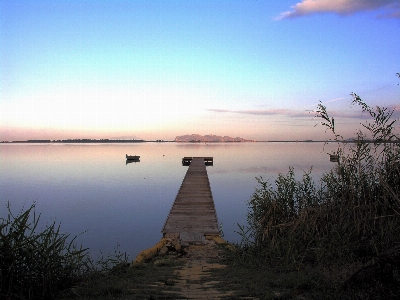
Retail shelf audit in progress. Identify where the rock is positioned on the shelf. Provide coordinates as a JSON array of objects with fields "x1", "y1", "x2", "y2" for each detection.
[
  {"x1": 159, "y1": 246, "x2": 169, "y2": 256},
  {"x1": 174, "y1": 243, "x2": 182, "y2": 251}
]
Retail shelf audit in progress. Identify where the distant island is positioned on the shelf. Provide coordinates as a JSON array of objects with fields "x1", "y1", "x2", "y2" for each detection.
[
  {"x1": 1, "y1": 139, "x2": 146, "y2": 143},
  {"x1": 175, "y1": 134, "x2": 254, "y2": 143}
]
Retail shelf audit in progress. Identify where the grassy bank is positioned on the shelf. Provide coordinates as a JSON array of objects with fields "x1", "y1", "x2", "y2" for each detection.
[{"x1": 58, "y1": 258, "x2": 184, "y2": 300}]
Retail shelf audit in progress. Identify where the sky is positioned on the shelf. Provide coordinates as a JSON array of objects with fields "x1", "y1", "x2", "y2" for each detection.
[{"x1": 1, "y1": 0, "x2": 399, "y2": 141}]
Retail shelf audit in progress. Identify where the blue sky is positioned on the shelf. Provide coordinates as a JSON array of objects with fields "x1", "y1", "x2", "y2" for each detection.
[{"x1": 1, "y1": 0, "x2": 399, "y2": 141}]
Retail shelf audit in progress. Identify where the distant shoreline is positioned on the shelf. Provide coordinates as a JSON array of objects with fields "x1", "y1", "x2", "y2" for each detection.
[{"x1": 1, "y1": 139, "x2": 393, "y2": 144}]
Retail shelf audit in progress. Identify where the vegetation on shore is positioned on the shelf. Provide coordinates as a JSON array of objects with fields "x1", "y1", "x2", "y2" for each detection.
[
  {"x1": 226, "y1": 85, "x2": 400, "y2": 298},
  {"x1": 0, "y1": 203, "x2": 184, "y2": 299},
  {"x1": 1, "y1": 203, "x2": 90, "y2": 299}
]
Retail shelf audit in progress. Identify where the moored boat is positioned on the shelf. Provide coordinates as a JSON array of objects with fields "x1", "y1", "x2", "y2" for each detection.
[
  {"x1": 126, "y1": 154, "x2": 140, "y2": 160},
  {"x1": 329, "y1": 154, "x2": 339, "y2": 162}
]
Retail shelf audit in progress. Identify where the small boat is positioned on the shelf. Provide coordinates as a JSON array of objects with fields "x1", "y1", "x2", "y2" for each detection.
[
  {"x1": 126, "y1": 154, "x2": 140, "y2": 160},
  {"x1": 329, "y1": 154, "x2": 339, "y2": 162}
]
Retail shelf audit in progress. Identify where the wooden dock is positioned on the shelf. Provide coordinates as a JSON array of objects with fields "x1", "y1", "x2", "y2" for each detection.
[
  {"x1": 182, "y1": 156, "x2": 213, "y2": 166},
  {"x1": 162, "y1": 157, "x2": 220, "y2": 244}
]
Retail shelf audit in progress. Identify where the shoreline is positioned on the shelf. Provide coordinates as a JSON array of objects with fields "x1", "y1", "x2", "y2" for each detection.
[{"x1": 0, "y1": 139, "x2": 382, "y2": 144}]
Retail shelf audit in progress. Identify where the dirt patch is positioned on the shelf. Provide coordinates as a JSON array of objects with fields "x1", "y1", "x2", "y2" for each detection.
[{"x1": 152, "y1": 239, "x2": 256, "y2": 299}]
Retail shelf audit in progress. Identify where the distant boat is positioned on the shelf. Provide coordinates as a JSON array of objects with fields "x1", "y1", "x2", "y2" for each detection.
[
  {"x1": 126, "y1": 154, "x2": 140, "y2": 160},
  {"x1": 329, "y1": 154, "x2": 339, "y2": 162}
]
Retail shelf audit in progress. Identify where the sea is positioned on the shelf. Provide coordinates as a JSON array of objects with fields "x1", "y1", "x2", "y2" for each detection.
[{"x1": 0, "y1": 142, "x2": 338, "y2": 260}]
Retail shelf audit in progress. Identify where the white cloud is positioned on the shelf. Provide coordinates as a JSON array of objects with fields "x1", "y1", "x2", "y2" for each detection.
[{"x1": 275, "y1": 0, "x2": 400, "y2": 20}]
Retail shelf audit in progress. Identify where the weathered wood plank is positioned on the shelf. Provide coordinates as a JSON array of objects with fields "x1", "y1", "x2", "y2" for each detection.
[{"x1": 162, "y1": 157, "x2": 220, "y2": 242}]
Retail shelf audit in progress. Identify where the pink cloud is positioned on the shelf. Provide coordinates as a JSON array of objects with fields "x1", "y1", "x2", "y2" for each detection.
[
  {"x1": 207, "y1": 108, "x2": 298, "y2": 116},
  {"x1": 207, "y1": 102, "x2": 400, "y2": 120},
  {"x1": 276, "y1": 0, "x2": 400, "y2": 20}
]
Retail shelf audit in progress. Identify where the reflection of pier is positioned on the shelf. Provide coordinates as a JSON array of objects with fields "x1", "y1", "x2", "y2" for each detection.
[
  {"x1": 126, "y1": 159, "x2": 140, "y2": 165},
  {"x1": 162, "y1": 157, "x2": 219, "y2": 244}
]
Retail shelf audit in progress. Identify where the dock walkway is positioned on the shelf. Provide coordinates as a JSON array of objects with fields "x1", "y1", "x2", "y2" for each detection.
[{"x1": 162, "y1": 157, "x2": 220, "y2": 244}]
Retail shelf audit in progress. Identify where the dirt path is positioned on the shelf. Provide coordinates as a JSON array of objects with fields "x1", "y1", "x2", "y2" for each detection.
[
  {"x1": 166, "y1": 242, "x2": 233, "y2": 299},
  {"x1": 152, "y1": 240, "x2": 256, "y2": 300}
]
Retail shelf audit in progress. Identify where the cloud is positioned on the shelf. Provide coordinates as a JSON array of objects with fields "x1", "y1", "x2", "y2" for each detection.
[
  {"x1": 353, "y1": 104, "x2": 400, "y2": 119},
  {"x1": 315, "y1": 104, "x2": 400, "y2": 121},
  {"x1": 275, "y1": 0, "x2": 400, "y2": 20},
  {"x1": 208, "y1": 108, "x2": 294, "y2": 116},
  {"x1": 207, "y1": 108, "x2": 312, "y2": 117},
  {"x1": 207, "y1": 102, "x2": 400, "y2": 120}
]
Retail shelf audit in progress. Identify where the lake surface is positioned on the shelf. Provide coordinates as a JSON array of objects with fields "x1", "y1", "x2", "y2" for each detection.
[{"x1": 0, "y1": 142, "x2": 337, "y2": 260}]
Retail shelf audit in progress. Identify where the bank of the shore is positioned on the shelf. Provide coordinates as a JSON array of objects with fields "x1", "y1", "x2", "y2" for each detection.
[
  {"x1": 59, "y1": 240, "x2": 248, "y2": 300},
  {"x1": 56, "y1": 239, "x2": 400, "y2": 300}
]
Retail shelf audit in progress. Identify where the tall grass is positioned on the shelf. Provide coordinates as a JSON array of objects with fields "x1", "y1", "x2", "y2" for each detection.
[
  {"x1": 237, "y1": 88, "x2": 400, "y2": 294},
  {"x1": 0, "y1": 202, "x2": 91, "y2": 299},
  {"x1": 1, "y1": 203, "x2": 183, "y2": 299}
]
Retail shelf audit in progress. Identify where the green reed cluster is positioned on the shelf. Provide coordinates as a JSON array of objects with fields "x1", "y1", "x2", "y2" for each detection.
[
  {"x1": 0, "y1": 203, "x2": 91, "y2": 299},
  {"x1": 237, "y1": 89, "x2": 400, "y2": 295}
]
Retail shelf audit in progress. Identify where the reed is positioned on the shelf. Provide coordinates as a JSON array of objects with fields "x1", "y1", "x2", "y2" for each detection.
[
  {"x1": 236, "y1": 90, "x2": 400, "y2": 296},
  {"x1": 0, "y1": 203, "x2": 91, "y2": 299},
  {"x1": 1, "y1": 204, "x2": 181, "y2": 300}
]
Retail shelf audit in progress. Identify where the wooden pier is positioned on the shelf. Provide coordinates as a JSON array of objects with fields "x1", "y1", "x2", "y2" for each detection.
[
  {"x1": 182, "y1": 156, "x2": 213, "y2": 166},
  {"x1": 162, "y1": 157, "x2": 220, "y2": 244}
]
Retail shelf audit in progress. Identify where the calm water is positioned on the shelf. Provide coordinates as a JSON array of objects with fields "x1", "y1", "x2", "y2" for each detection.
[{"x1": 0, "y1": 142, "x2": 336, "y2": 260}]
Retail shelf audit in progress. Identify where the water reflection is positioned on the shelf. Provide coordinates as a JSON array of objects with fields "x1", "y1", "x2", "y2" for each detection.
[
  {"x1": 126, "y1": 159, "x2": 140, "y2": 165},
  {"x1": 0, "y1": 142, "x2": 337, "y2": 260}
]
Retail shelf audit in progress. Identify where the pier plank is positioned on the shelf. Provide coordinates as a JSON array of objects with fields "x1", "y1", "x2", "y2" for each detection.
[{"x1": 162, "y1": 157, "x2": 220, "y2": 242}]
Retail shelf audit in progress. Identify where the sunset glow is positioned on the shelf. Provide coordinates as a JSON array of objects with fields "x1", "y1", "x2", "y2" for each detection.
[{"x1": 1, "y1": 0, "x2": 399, "y2": 141}]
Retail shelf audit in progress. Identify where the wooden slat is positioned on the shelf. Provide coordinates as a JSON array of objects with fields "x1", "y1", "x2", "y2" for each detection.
[{"x1": 162, "y1": 157, "x2": 220, "y2": 241}]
